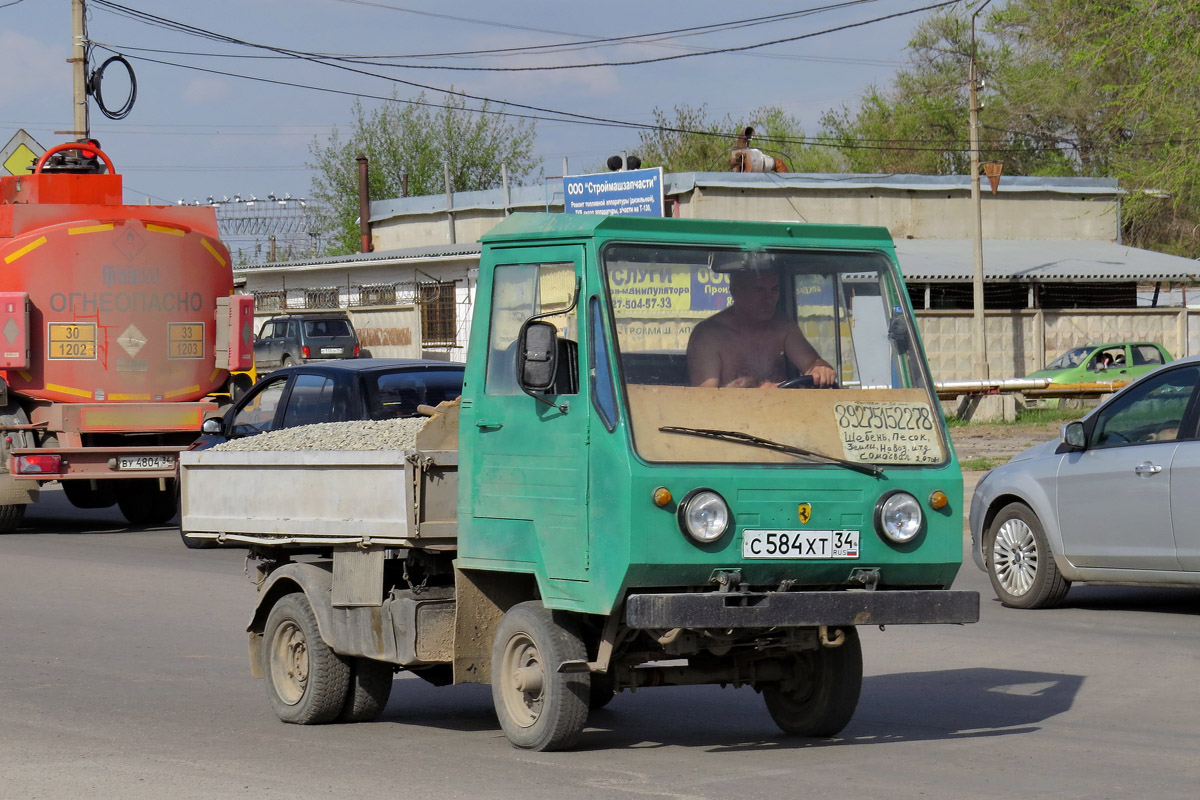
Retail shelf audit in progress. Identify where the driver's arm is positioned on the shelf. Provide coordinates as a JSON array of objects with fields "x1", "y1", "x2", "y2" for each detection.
[
  {"x1": 783, "y1": 327, "x2": 836, "y2": 387},
  {"x1": 686, "y1": 324, "x2": 723, "y2": 387}
]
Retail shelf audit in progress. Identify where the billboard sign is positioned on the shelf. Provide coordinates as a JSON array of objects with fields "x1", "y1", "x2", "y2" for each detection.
[{"x1": 563, "y1": 167, "x2": 664, "y2": 217}]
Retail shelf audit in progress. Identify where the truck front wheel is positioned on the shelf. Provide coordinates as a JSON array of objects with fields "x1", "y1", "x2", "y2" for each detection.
[
  {"x1": 763, "y1": 626, "x2": 862, "y2": 738},
  {"x1": 491, "y1": 601, "x2": 589, "y2": 751},
  {"x1": 263, "y1": 592, "x2": 350, "y2": 724}
]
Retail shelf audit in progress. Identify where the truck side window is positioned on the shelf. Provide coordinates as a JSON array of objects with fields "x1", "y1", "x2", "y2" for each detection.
[
  {"x1": 486, "y1": 261, "x2": 578, "y2": 396},
  {"x1": 590, "y1": 298, "x2": 617, "y2": 430}
]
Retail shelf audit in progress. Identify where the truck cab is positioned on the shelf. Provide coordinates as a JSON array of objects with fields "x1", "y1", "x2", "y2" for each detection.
[{"x1": 451, "y1": 213, "x2": 975, "y2": 747}]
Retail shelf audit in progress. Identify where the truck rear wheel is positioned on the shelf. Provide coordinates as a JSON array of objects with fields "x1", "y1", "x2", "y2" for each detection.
[
  {"x1": 263, "y1": 592, "x2": 350, "y2": 724},
  {"x1": 338, "y1": 657, "x2": 394, "y2": 723},
  {"x1": 763, "y1": 627, "x2": 862, "y2": 738},
  {"x1": 116, "y1": 479, "x2": 177, "y2": 525},
  {"x1": 491, "y1": 601, "x2": 589, "y2": 751}
]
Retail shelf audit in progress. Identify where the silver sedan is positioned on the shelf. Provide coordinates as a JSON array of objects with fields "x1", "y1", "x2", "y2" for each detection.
[{"x1": 970, "y1": 355, "x2": 1200, "y2": 608}]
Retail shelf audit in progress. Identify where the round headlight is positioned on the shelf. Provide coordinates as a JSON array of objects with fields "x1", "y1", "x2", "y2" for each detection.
[
  {"x1": 677, "y1": 489, "x2": 730, "y2": 543},
  {"x1": 875, "y1": 491, "x2": 923, "y2": 544}
]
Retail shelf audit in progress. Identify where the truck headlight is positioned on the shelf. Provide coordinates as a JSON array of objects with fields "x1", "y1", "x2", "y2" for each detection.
[
  {"x1": 677, "y1": 488, "x2": 730, "y2": 544},
  {"x1": 875, "y1": 491, "x2": 923, "y2": 544}
]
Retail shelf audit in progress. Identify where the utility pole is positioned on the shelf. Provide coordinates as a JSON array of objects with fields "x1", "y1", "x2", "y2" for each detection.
[
  {"x1": 969, "y1": 0, "x2": 992, "y2": 381},
  {"x1": 70, "y1": 0, "x2": 89, "y2": 139}
]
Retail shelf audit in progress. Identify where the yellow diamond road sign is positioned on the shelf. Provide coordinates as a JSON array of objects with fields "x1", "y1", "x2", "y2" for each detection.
[{"x1": 1, "y1": 130, "x2": 46, "y2": 176}]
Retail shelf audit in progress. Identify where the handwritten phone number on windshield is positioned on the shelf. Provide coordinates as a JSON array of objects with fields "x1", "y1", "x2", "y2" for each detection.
[{"x1": 834, "y1": 402, "x2": 934, "y2": 432}]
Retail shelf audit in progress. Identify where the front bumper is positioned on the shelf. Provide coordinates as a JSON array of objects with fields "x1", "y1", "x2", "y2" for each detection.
[{"x1": 625, "y1": 589, "x2": 979, "y2": 629}]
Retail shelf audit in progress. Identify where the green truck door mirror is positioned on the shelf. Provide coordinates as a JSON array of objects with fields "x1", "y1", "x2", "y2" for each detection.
[{"x1": 519, "y1": 320, "x2": 559, "y2": 392}]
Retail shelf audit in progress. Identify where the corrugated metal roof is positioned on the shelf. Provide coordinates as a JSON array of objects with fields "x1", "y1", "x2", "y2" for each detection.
[
  {"x1": 894, "y1": 239, "x2": 1200, "y2": 282},
  {"x1": 368, "y1": 172, "x2": 1120, "y2": 223},
  {"x1": 237, "y1": 235, "x2": 1199, "y2": 284},
  {"x1": 667, "y1": 172, "x2": 1121, "y2": 196},
  {"x1": 235, "y1": 242, "x2": 481, "y2": 275}
]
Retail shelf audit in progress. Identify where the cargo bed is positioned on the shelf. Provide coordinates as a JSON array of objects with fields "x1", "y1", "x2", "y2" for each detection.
[{"x1": 179, "y1": 448, "x2": 458, "y2": 549}]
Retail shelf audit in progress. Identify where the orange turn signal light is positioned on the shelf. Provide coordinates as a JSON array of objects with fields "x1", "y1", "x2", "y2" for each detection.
[
  {"x1": 652, "y1": 486, "x2": 673, "y2": 507},
  {"x1": 928, "y1": 490, "x2": 949, "y2": 510}
]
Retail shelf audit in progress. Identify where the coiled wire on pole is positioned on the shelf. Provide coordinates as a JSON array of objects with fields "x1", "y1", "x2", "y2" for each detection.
[{"x1": 89, "y1": 54, "x2": 137, "y2": 120}]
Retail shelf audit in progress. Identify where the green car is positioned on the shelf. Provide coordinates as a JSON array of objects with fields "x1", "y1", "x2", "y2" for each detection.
[{"x1": 1028, "y1": 342, "x2": 1173, "y2": 385}]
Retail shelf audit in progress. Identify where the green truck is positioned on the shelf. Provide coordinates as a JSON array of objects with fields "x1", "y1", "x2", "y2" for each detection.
[{"x1": 181, "y1": 212, "x2": 978, "y2": 751}]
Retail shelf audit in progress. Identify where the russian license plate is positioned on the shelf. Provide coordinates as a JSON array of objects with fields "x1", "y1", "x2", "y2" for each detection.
[
  {"x1": 117, "y1": 455, "x2": 175, "y2": 471},
  {"x1": 742, "y1": 529, "x2": 860, "y2": 559},
  {"x1": 320, "y1": 347, "x2": 342, "y2": 355}
]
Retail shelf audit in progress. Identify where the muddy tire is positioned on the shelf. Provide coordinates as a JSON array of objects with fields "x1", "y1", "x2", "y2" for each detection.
[
  {"x1": 491, "y1": 601, "x2": 589, "y2": 751},
  {"x1": 763, "y1": 627, "x2": 862, "y2": 738},
  {"x1": 338, "y1": 657, "x2": 394, "y2": 723},
  {"x1": 263, "y1": 593, "x2": 350, "y2": 724}
]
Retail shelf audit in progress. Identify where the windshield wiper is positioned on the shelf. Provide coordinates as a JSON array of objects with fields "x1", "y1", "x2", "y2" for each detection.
[{"x1": 658, "y1": 425, "x2": 882, "y2": 477}]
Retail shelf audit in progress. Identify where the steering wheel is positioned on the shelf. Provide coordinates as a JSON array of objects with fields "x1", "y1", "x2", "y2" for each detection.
[{"x1": 778, "y1": 375, "x2": 839, "y2": 389}]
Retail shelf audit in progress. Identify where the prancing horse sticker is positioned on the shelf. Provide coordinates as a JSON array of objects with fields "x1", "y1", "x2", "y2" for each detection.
[{"x1": 797, "y1": 503, "x2": 812, "y2": 524}]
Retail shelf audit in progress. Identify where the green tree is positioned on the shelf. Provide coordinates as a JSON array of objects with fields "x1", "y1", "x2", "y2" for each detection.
[
  {"x1": 991, "y1": 0, "x2": 1200, "y2": 253},
  {"x1": 634, "y1": 103, "x2": 837, "y2": 173},
  {"x1": 819, "y1": 8, "x2": 1058, "y2": 176},
  {"x1": 309, "y1": 91, "x2": 537, "y2": 255},
  {"x1": 820, "y1": 1, "x2": 1200, "y2": 255}
]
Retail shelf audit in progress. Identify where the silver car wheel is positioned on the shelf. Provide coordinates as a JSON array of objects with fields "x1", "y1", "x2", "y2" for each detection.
[{"x1": 993, "y1": 517, "x2": 1038, "y2": 596}]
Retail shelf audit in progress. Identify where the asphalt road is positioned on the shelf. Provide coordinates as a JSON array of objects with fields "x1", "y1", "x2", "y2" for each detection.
[{"x1": 2, "y1": 487, "x2": 1198, "y2": 800}]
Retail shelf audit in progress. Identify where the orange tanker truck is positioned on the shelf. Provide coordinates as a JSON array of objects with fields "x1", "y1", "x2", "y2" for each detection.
[{"x1": 0, "y1": 142, "x2": 253, "y2": 530}]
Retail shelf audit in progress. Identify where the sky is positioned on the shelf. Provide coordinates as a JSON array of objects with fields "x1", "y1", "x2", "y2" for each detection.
[{"x1": 0, "y1": 0, "x2": 950, "y2": 249}]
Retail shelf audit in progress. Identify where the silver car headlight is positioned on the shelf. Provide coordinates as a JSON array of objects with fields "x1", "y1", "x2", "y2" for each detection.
[
  {"x1": 875, "y1": 491, "x2": 923, "y2": 544},
  {"x1": 676, "y1": 489, "x2": 730, "y2": 544}
]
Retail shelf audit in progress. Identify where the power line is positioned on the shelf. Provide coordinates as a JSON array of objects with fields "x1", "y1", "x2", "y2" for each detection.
[
  {"x1": 332, "y1": 2, "x2": 962, "y2": 73},
  {"x1": 95, "y1": 45, "x2": 1135, "y2": 157},
  {"x1": 88, "y1": 0, "x2": 954, "y2": 144},
  {"x1": 91, "y1": 39, "x2": 904, "y2": 69},
  {"x1": 92, "y1": 0, "x2": 943, "y2": 74}
]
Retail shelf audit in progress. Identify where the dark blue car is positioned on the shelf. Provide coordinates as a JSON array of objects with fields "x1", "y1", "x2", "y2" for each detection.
[
  {"x1": 183, "y1": 359, "x2": 464, "y2": 549},
  {"x1": 194, "y1": 358, "x2": 466, "y2": 450}
]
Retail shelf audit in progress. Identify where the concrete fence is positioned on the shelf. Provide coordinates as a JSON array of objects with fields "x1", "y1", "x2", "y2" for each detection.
[{"x1": 916, "y1": 308, "x2": 1195, "y2": 383}]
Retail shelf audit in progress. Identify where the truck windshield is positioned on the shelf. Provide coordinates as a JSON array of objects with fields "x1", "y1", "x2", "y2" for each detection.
[{"x1": 602, "y1": 243, "x2": 948, "y2": 467}]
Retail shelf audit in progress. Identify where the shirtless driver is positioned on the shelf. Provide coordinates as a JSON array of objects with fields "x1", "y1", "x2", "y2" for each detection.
[{"x1": 686, "y1": 268, "x2": 836, "y2": 388}]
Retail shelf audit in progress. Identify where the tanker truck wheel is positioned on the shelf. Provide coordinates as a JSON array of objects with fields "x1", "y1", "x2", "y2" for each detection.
[
  {"x1": 61, "y1": 481, "x2": 117, "y2": 509},
  {"x1": 491, "y1": 601, "x2": 589, "y2": 751},
  {"x1": 762, "y1": 626, "x2": 862, "y2": 738},
  {"x1": 0, "y1": 503, "x2": 25, "y2": 533},
  {"x1": 115, "y1": 479, "x2": 178, "y2": 525},
  {"x1": 264, "y1": 592, "x2": 350, "y2": 724},
  {"x1": 0, "y1": 404, "x2": 33, "y2": 532}
]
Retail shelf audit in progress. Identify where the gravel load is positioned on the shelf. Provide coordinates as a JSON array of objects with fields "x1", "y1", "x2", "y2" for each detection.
[{"x1": 210, "y1": 417, "x2": 430, "y2": 452}]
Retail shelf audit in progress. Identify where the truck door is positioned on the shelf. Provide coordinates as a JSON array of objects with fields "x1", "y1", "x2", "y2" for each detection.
[{"x1": 469, "y1": 247, "x2": 590, "y2": 581}]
